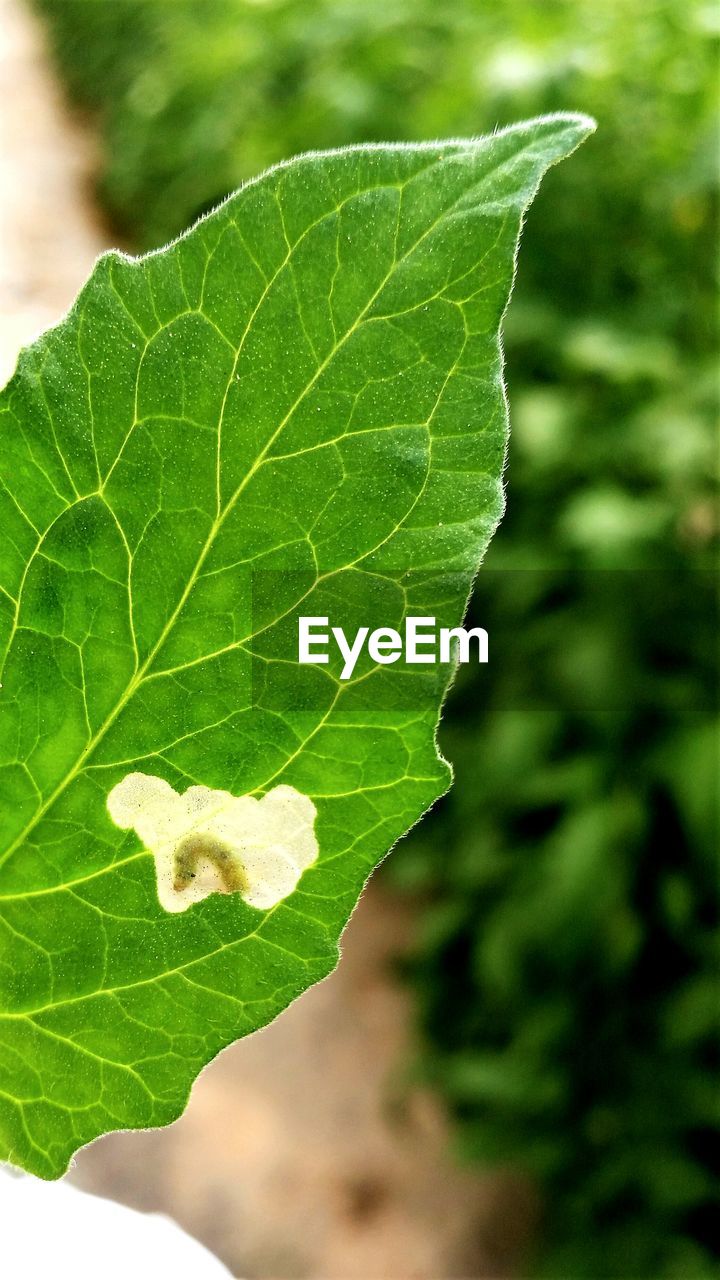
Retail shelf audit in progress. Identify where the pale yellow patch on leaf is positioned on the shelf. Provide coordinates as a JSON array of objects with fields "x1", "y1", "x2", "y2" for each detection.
[{"x1": 107, "y1": 773, "x2": 318, "y2": 913}]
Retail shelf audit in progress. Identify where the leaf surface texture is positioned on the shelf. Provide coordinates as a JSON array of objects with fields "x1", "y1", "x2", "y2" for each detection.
[{"x1": 0, "y1": 115, "x2": 593, "y2": 1176}]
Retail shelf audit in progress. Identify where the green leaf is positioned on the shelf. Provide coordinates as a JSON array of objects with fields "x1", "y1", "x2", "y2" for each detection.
[{"x1": 0, "y1": 114, "x2": 593, "y2": 1177}]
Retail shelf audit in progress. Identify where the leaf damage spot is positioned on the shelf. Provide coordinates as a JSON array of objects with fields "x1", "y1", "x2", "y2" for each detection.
[{"x1": 107, "y1": 773, "x2": 318, "y2": 912}]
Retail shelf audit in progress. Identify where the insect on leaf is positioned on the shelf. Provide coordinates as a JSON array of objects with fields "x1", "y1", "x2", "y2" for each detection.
[{"x1": 0, "y1": 114, "x2": 594, "y2": 1177}]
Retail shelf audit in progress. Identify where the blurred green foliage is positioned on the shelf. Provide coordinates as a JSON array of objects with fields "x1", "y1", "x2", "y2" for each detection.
[{"x1": 34, "y1": 0, "x2": 719, "y2": 1275}]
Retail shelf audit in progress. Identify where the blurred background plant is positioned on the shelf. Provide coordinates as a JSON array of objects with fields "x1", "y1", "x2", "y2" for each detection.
[{"x1": 32, "y1": 1, "x2": 719, "y2": 1275}]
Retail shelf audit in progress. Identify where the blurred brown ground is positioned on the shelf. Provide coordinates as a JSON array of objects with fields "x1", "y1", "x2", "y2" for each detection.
[
  {"x1": 0, "y1": 2, "x2": 533, "y2": 1274},
  {"x1": 70, "y1": 888, "x2": 535, "y2": 1280},
  {"x1": 0, "y1": 0, "x2": 106, "y2": 384}
]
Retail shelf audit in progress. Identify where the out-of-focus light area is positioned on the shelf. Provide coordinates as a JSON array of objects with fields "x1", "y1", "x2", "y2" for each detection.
[
  {"x1": 6, "y1": 0, "x2": 719, "y2": 1276},
  {"x1": 0, "y1": 1170, "x2": 232, "y2": 1279}
]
